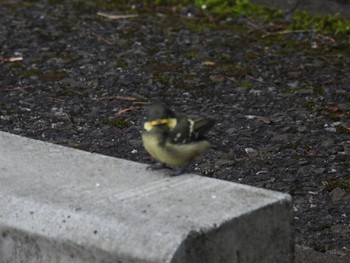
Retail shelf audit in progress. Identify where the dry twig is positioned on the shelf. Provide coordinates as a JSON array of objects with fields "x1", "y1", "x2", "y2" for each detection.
[
  {"x1": 86, "y1": 28, "x2": 113, "y2": 46},
  {"x1": 116, "y1": 107, "x2": 142, "y2": 115},
  {"x1": 97, "y1": 12, "x2": 138, "y2": 20},
  {"x1": 0, "y1": 86, "x2": 30, "y2": 92},
  {"x1": 103, "y1": 95, "x2": 138, "y2": 101},
  {"x1": 246, "y1": 74, "x2": 264, "y2": 83}
]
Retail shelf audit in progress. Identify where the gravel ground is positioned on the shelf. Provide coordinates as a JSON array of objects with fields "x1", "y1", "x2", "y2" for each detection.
[{"x1": 1, "y1": 0, "x2": 350, "y2": 259}]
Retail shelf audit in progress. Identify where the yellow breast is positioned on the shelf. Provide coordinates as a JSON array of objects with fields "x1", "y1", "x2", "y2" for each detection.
[{"x1": 142, "y1": 132, "x2": 210, "y2": 167}]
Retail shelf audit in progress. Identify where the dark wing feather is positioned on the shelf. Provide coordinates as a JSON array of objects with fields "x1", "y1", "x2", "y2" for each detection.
[
  {"x1": 169, "y1": 116, "x2": 215, "y2": 144},
  {"x1": 190, "y1": 116, "x2": 215, "y2": 137}
]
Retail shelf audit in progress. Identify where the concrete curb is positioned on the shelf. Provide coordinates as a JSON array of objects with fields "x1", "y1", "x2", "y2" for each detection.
[{"x1": 0, "y1": 131, "x2": 293, "y2": 262}]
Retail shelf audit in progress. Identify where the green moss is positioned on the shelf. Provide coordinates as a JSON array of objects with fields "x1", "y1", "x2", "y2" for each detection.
[
  {"x1": 152, "y1": 73, "x2": 171, "y2": 85},
  {"x1": 304, "y1": 101, "x2": 317, "y2": 110},
  {"x1": 195, "y1": 0, "x2": 350, "y2": 36},
  {"x1": 291, "y1": 11, "x2": 350, "y2": 35},
  {"x1": 184, "y1": 51, "x2": 202, "y2": 59},
  {"x1": 65, "y1": 0, "x2": 350, "y2": 38},
  {"x1": 312, "y1": 86, "x2": 325, "y2": 96},
  {"x1": 237, "y1": 81, "x2": 253, "y2": 88},
  {"x1": 104, "y1": 117, "x2": 132, "y2": 129},
  {"x1": 19, "y1": 69, "x2": 42, "y2": 78},
  {"x1": 39, "y1": 70, "x2": 70, "y2": 81},
  {"x1": 19, "y1": 69, "x2": 69, "y2": 81},
  {"x1": 325, "y1": 176, "x2": 350, "y2": 194},
  {"x1": 195, "y1": 0, "x2": 282, "y2": 20},
  {"x1": 115, "y1": 59, "x2": 128, "y2": 68}
]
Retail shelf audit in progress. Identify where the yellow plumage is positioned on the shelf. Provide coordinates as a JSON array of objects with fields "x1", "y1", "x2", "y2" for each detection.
[
  {"x1": 142, "y1": 103, "x2": 215, "y2": 175},
  {"x1": 142, "y1": 128, "x2": 211, "y2": 167}
]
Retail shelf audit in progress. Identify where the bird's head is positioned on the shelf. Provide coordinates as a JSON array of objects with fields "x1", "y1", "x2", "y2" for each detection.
[{"x1": 144, "y1": 103, "x2": 177, "y2": 131}]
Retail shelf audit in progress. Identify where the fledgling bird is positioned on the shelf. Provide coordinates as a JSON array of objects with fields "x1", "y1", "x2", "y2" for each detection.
[{"x1": 142, "y1": 103, "x2": 215, "y2": 176}]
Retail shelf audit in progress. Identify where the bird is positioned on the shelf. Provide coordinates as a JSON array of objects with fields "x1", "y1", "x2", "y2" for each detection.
[{"x1": 142, "y1": 103, "x2": 215, "y2": 176}]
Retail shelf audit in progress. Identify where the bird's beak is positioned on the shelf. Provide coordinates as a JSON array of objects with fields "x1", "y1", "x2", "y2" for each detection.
[
  {"x1": 150, "y1": 119, "x2": 169, "y2": 126},
  {"x1": 144, "y1": 118, "x2": 177, "y2": 131},
  {"x1": 144, "y1": 119, "x2": 168, "y2": 131}
]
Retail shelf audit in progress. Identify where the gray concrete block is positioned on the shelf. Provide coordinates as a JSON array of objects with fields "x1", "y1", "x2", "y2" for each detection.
[{"x1": 0, "y1": 131, "x2": 293, "y2": 263}]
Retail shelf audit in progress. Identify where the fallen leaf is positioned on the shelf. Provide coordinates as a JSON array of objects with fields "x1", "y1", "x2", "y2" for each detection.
[
  {"x1": 202, "y1": 61, "x2": 216, "y2": 66},
  {"x1": 341, "y1": 125, "x2": 350, "y2": 132},
  {"x1": 259, "y1": 116, "x2": 273, "y2": 124},
  {"x1": 324, "y1": 104, "x2": 341, "y2": 113},
  {"x1": 0, "y1": 57, "x2": 23, "y2": 62}
]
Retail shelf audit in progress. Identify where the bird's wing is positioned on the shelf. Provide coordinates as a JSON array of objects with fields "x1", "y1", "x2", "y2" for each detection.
[{"x1": 168, "y1": 116, "x2": 215, "y2": 144}]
